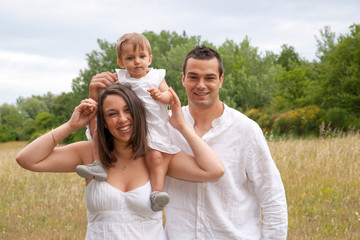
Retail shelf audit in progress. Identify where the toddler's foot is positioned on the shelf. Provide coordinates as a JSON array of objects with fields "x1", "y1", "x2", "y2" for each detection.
[
  {"x1": 76, "y1": 161, "x2": 107, "y2": 181},
  {"x1": 150, "y1": 191, "x2": 170, "y2": 212}
]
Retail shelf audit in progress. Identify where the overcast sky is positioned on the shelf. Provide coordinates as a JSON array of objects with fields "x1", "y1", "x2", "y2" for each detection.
[{"x1": 0, "y1": 0, "x2": 359, "y2": 105}]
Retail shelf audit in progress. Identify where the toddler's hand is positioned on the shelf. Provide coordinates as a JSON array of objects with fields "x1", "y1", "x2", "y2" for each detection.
[
  {"x1": 68, "y1": 99, "x2": 98, "y2": 131},
  {"x1": 147, "y1": 88, "x2": 162, "y2": 101}
]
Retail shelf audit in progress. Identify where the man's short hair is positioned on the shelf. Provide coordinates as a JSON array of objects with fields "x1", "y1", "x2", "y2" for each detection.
[{"x1": 182, "y1": 46, "x2": 223, "y2": 77}]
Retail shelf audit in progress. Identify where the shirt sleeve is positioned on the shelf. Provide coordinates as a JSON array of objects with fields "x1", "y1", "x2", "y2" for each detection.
[
  {"x1": 85, "y1": 124, "x2": 93, "y2": 141},
  {"x1": 246, "y1": 123, "x2": 288, "y2": 239}
]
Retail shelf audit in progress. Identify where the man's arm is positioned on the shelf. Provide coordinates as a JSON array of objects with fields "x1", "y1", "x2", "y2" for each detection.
[
  {"x1": 247, "y1": 125, "x2": 288, "y2": 239},
  {"x1": 87, "y1": 72, "x2": 117, "y2": 137}
]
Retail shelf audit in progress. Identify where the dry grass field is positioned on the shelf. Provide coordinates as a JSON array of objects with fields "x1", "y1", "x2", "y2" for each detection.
[{"x1": 1, "y1": 133, "x2": 359, "y2": 239}]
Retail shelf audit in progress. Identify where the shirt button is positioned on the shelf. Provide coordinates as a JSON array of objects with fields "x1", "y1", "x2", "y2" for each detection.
[{"x1": 197, "y1": 229, "x2": 201, "y2": 232}]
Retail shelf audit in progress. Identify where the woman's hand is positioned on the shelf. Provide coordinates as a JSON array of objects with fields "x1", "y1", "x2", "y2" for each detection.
[
  {"x1": 68, "y1": 99, "x2": 98, "y2": 131},
  {"x1": 16, "y1": 99, "x2": 97, "y2": 172}
]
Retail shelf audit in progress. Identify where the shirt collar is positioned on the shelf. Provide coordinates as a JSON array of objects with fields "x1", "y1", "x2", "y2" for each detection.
[{"x1": 186, "y1": 102, "x2": 229, "y2": 128}]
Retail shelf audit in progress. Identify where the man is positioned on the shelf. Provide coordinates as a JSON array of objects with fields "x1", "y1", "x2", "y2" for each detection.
[{"x1": 164, "y1": 46, "x2": 288, "y2": 239}]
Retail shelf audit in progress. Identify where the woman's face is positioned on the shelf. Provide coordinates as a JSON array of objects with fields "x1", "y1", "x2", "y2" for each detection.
[{"x1": 102, "y1": 94, "x2": 133, "y2": 145}]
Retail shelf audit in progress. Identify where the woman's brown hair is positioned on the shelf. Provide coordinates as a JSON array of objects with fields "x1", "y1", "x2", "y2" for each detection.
[{"x1": 96, "y1": 83, "x2": 148, "y2": 168}]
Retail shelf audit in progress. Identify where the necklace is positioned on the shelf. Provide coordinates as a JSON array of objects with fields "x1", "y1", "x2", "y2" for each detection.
[{"x1": 112, "y1": 150, "x2": 133, "y2": 171}]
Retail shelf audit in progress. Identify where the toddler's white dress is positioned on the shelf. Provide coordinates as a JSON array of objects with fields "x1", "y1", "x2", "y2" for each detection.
[
  {"x1": 85, "y1": 180, "x2": 166, "y2": 239},
  {"x1": 116, "y1": 68, "x2": 180, "y2": 154}
]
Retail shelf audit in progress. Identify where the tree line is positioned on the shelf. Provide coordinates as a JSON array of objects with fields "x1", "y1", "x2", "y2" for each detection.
[{"x1": 1, "y1": 24, "x2": 359, "y2": 143}]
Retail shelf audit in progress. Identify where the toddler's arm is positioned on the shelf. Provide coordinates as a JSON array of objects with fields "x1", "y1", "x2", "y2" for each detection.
[{"x1": 148, "y1": 79, "x2": 173, "y2": 104}]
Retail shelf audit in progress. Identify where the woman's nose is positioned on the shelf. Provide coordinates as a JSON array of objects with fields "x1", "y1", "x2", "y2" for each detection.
[{"x1": 117, "y1": 112, "x2": 127, "y2": 123}]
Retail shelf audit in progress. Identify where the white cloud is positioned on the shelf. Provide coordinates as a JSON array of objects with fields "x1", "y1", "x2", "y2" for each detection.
[
  {"x1": 0, "y1": 50, "x2": 86, "y2": 104},
  {"x1": 0, "y1": 0, "x2": 359, "y2": 105}
]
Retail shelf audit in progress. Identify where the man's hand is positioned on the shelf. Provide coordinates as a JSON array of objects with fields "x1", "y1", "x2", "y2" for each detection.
[
  {"x1": 167, "y1": 87, "x2": 186, "y2": 131},
  {"x1": 89, "y1": 72, "x2": 118, "y2": 101}
]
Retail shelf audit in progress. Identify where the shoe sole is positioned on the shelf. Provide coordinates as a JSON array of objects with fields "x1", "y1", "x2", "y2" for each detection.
[
  {"x1": 76, "y1": 166, "x2": 107, "y2": 181},
  {"x1": 152, "y1": 193, "x2": 170, "y2": 212}
]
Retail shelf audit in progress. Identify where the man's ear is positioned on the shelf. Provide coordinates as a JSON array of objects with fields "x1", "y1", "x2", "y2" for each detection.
[
  {"x1": 182, "y1": 73, "x2": 186, "y2": 87},
  {"x1": 117, "y1": 59, "x2": 124, "y2": 68},
  {"x1": 219, "y1": 74, "x2": 224, "y2": 88}
]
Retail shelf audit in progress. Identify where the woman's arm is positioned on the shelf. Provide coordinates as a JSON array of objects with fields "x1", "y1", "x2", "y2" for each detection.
[
  {"x1": 16, "y1": 99, "x2": 97, "y2": 172},
  {"x1": 165, "y1": 88, "x2": 224, "y2": 181}
]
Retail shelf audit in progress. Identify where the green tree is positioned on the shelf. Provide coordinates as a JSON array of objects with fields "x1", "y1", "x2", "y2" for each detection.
[
  {"x1": 1, "y1": 104, "x2": 26, "y2": 140},
  {"x1": 219, "y1": 38, "x2": 281, "y2": 111},
  {"x1": 17, "y1": 96, "x2": 49, "y2": 119},
  {"x1": 315, "y1": 25, "x2": 336, "y2": 62},
  {"x1": 313, "y1": 24, "x2": 360, "y2": 114},
  {"x1": 0, "y1": 123, "x2": 16, "y2": 142},
  {"x1": 276, "y1": 44, "x2": 301, "y2": 70},
  {"x1": 72, "y1": 39, "x2": 118, "y2": 103},
  {"x1": 272, "y1": 65, "x2": 311, "y2": 111},
  {"x1": 33, "y1": 112, "x2": 55, "y2": 131},
  {"x1": 52, "y1": 92, "x2": 78, "y2": 126}
]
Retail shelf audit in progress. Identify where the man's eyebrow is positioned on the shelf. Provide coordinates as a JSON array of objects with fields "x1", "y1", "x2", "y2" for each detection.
[
  {"x1": 186, "y1": 72, "x2": 198, "y2": 75},
  {"x1": 206, "y1": 73, "x2": 218, "y2": 77},
  {"x1": 186, "y1": 72, "x2": 218, "y2": 77}
]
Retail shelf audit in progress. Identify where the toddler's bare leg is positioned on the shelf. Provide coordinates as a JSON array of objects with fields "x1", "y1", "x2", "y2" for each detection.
[
  {"x1": 145, "y1": 149, "x2": 170, "y2": 211},
  {"x1": 145, "y1": 149, "x2": 165, "y2": 192}
]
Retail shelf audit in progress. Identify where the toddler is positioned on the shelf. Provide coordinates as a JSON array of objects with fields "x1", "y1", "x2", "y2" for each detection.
[{"x1": 76, "y1": 33, "x2": 180, "y2": 212}]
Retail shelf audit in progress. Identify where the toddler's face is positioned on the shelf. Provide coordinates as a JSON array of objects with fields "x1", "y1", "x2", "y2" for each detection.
[{"x1": 119, "y1": 43, "x2": 152, "y2": 78}]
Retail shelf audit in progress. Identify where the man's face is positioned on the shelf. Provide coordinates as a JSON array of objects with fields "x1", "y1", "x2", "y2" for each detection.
[{"x1": 182, "y1": 57, "x2": 223, "y2": 110}]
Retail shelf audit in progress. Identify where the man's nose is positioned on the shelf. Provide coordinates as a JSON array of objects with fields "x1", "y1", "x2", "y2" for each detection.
[{"x1": 196, "y1": 79, "x2": 206, "y2": 89}]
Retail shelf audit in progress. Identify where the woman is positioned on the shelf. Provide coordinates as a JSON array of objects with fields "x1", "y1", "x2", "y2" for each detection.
[{"x1": 16, "y1": 83, "x2": 224, "y2": 239}]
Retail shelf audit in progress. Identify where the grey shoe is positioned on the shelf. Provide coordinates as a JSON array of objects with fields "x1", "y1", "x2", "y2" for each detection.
[
  {"x1": 76, "y1": 161, "x2": 108, "y2": 181},
  {"x1": 150, "y1": 191, "x2": 170, "y2": 212}
]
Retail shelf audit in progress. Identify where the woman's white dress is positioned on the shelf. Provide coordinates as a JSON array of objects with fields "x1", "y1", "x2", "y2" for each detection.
[
  {"x1": 85, "y1": 180, "x2": 166, "y2": 239},
  {"x1": 116, "y1": 68, "x2": 180, "y2": 154}
]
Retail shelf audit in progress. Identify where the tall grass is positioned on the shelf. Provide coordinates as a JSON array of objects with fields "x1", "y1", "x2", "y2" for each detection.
[
  {"x1": 0, "y1": 142, "x2": 87, "y2": 239},
  {"x1": 1, "y1": 133, "x2": 359, "y2": 239},
  {"x1": 269, "y1": 132, "x2": 360, "y2": 239}
]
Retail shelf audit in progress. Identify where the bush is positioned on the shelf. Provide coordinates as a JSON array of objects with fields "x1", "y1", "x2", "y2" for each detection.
[
  {"x1": 257, "y1": 113, "x2": 274, "y2": 133},
  {"x1": 301, "y1": 105, "x2": 325, "y2": 135},
  {"x1": 273, "y1": 108, "x2": 304, "y2": 135},
  {"x1": 325, "y1": 108, "x2": 352, "y2": 131},
  {"x1": 245, "y1": 108, "x2": 262, "y2": 122},
  {"x1": 273, "y1": 106, "x2": 325, "y2": 136},
  {"x1": 0, "y1": 124, "x2": 16, "y2": 142}
]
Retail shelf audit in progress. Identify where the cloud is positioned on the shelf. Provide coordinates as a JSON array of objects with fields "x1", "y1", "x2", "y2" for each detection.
[
  {"x1": 0, "y1": 0, "x2": 359, "y2": 105},
  {"x1": 0, "y1": 50, "x2": 86, "y2": 104}
]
